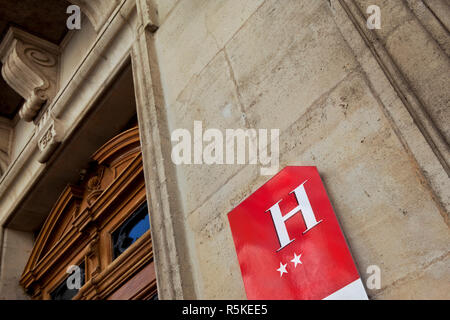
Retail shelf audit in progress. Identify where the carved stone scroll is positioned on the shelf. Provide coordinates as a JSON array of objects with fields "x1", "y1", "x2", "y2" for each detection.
[{"x1": 0, "y1": 27, "x2": 59, "y2": 122}]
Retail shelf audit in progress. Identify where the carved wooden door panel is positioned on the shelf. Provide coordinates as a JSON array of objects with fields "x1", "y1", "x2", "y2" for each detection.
[{"x1": 20, "y1": 127, "x2": 157, "y2": 300}]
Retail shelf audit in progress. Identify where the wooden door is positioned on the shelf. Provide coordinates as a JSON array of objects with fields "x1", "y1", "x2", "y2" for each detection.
[{"x1": 20, "y1": 127, "x2": 157, "y2": 300}]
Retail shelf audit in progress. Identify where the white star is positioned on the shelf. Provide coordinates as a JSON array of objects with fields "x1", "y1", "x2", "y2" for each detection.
[
  {"x1": 291, "y1": 253, "x2": 302, "y2": 268},
  {"x1": 277, "y1": 262, "x2": 288, "y2": 277}
]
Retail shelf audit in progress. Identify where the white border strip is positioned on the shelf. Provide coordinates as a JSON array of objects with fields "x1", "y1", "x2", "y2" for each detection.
[{"x1": 323, "y1": 278, "x2": 368, "y2": 300}]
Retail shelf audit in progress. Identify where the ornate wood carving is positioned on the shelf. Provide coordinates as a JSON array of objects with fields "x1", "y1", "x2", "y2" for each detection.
[
  {"x1": 86, "y1": 167, "x2": 105, "y2": 205},
  {"x1": 20, "y1": 127, "x2": 155, "y2": 300},
  {"x1": 86, "y1": 232, "x2": 101, "y2": 279},
  {"x1": 0, "y1": 27, "x2": 59, "y2": 122},
  {"x1": 20, "y1": 185, "x2": 84, "y2": 291}
]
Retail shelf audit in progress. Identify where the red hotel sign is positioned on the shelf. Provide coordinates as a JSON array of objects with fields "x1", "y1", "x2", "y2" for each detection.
[{"x1": 228, "y1": 167, "x2": 368, "y2": 300}]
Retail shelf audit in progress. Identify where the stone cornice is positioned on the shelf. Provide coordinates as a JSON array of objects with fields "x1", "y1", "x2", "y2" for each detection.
[
  {"x1": 69, "y1": 0, "x2": 122, "y2": 32},
  {"x1": 0, "y1": 0, "x2": 138, "y2": 229},
  {"x1": 0, "y1": 27, "x2": 60, "y2": 122}
]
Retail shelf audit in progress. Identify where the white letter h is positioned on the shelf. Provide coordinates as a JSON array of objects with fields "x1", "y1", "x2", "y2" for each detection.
[{"x1": 266, "y1": 181, "x2": 323, "y2": 252}]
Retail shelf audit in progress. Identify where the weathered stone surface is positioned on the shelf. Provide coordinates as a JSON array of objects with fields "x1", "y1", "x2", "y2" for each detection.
[
  {"x1": 155, "y1": 0, "x2": 262, "y2": 107},
  {"x1": 0, "y1": 229, "x2": 33, "y2": 299},
  {"x1": 151, "y1": 0, "x2": 179, "y2": 25},
  {"x1": 225, "y1": 0, "x2": 358, "y2": 132},
  {"x1": 170, "y1": 51, "x2": 247, "y2": 214},
  {"x1": 59, "y1": 18, "x2": 97, "y2": 88},
  {"x1": 355, "y1": 0, "x2": 412, "y2": 40},
  {"x1": 187, "y1": 165, "x2": 263, "y2": 299},
  {"x1": 354, "y1": 0, "x2": 450, "y2": 143},
  {"x1": 384, "y1": 19, "x2": 450, "y2": 143},
  {"x1": 372, "y1": 254, "x2": 450, "y2": 300},
  {"x1": 423, "y1": 0, "x2": 450, "y2": 31},
  {"x1": 330, "y1": 0, "x2": 450, "y2": 220},
  {"x1": 151, "y1": 0, "x2": 450, "y2": 300},
  {"x1": 405, "y1": 0, "x2": 450, "y2": 55}
]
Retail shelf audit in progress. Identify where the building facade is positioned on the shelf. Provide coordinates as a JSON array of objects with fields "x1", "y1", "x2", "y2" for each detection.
[{"x1": 0, "y1": 0, "x2": 448, "y2": 299}]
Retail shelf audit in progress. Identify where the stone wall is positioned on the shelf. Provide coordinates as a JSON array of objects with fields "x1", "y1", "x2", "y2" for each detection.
[
  {"x1": 0, "y1": 229, "x2": 33, "y2": 299},
  {"x1": 0, "y1": 0, "x2": 448, "y2": 300},
  {"x1": 149, "y1": 0, "x2": 449, "y2": 299}
]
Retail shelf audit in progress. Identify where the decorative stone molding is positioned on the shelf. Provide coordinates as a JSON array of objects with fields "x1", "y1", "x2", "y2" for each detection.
[
  {"x1": 0, "y1": 117, "x2": 13, "y2": 176},
  {"x1": 36, "y1": 116, "x2": 64, "y2": 164},
  {"x1": 68, "y1": 0, "x2": 121, "y2": 32},
  {"x1": 0, "y1": 27, "x2": 59, "y2": 122},
  {"x1": 405, "y1": 0, "x2": 450, "y2": 56},
  {"x1": 131, "y1": 26, "x2": 192, "y2": 299},
  {"x1": 136, "y1": 0, "x2": 159, "y2": 32},
  {"x1": 331, "y1": 0, "x2": 450, "y2": 218},
  {"x1": 0, "y1": 151, "x2": 8, "y2": 177}
]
